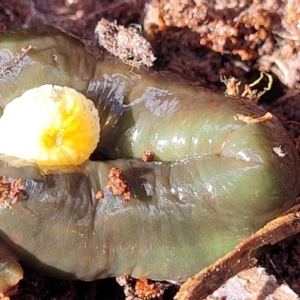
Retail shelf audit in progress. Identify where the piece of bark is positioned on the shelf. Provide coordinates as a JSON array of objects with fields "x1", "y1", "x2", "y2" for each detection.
[
  {"x1": 206, "y1": 267, "x2": 298, "y2": 300},
  {"x1": 175, "y1": 205, "x2": 300, "y2": 300}
]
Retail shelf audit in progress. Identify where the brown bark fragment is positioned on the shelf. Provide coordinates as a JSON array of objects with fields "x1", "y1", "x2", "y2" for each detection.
[{"x1": 95, "y1": 18, "x2": 156, "y2": 68}]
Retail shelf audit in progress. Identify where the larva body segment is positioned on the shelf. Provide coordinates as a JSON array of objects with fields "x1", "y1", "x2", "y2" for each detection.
[{"x1": 0, "y1": 27, "x2": 298, "y2": 283}]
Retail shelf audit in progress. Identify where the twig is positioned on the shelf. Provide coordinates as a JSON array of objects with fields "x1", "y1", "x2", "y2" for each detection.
[{"x1": 0, "y1": 45, "x2": 32, "y2": 78}]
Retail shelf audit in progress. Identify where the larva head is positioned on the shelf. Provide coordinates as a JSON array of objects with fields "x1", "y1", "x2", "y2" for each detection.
[{"x1": 0, "y1": 84, "x2": 100, "y2": 167}]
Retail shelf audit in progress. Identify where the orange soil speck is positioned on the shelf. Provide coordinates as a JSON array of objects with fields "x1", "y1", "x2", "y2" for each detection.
[
  {"x1": 95, "y1": 190, "x2": 104, "y2": 200},
  {"x1": 141, "y1": 150, "x2": 154, "y2": 162},
  {"x1": 0, "y1": 176, "x2": 26, "y2": 205},
  {"x1": 107, "y1": 167, "x2": 131, "y2": 203}
]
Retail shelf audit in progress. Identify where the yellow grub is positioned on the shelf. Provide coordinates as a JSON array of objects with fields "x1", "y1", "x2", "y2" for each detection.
[{"x1": 0, "y1": 85, "x2": 100, "y2": 167}]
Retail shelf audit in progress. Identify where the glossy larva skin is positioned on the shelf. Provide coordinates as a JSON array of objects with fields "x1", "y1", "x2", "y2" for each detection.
[{"x1": 0, "y1": 27, "x2": 299, "y2": 282}]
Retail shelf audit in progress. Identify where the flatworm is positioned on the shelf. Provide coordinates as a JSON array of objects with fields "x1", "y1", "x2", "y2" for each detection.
[{"x1": 0, "y1": 27, "x2": 298, "y2": 286}]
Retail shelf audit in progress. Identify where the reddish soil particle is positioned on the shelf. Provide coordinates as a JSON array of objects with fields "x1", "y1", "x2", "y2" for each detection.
[
  {"x1": 141, "y1": 151, "x2": 154, "y2": 163},
  {"x1": 116, "y1": 276, "x2": 171, "y2": 300},
  {"x1": 95, "y1": 189, "x2": 104, "y2": 200},
  {"x1": 135, "y1": 278, "x2": 163, "y2": 299},
  {"x1": 107, "y1": 167, "x2": 131, "y2": 203},
  {"x1": 0, "y1": 176, "x2": 26, "y2": 205}
]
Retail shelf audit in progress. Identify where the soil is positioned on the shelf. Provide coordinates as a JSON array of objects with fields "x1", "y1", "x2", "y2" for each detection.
[{"x1": 1, "y1": 0, "x2": 300, "y2": 299}]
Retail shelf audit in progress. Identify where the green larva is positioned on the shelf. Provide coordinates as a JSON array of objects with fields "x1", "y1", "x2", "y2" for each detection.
[{"x1": 0, "y1": 27, "x2": 298, "y2": 287}]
